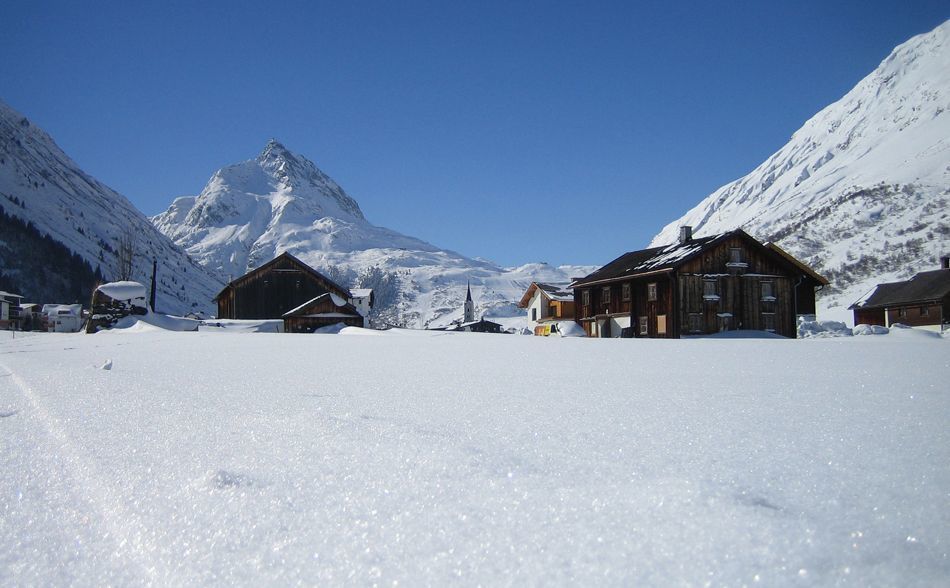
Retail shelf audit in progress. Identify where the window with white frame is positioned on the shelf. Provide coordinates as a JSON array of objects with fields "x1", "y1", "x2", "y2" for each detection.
[
  {"x1": 621, "y1": 283, "x2": 631, "y2": 301},
  {"x1": 729, "y1": 248, "x2": 743, "y2": 264},
  {"x1": 639, "y1": 316, "x2": 648, "y2": 335},
  {"x1": 582, "y1": 290, "x2": 590, "y2": 306},
  {"x1": 760, "y1": 281, "x2": 775, "y2": 300},
  {"x1": 703, "y1": 279, "x2": 718, "y2": 300},
  {"x1": 602, "y1": 287, "x2": 611, "y2": 305},
  {"x1": 647, "y1": 283, "x2": 657, "y2": 301}
]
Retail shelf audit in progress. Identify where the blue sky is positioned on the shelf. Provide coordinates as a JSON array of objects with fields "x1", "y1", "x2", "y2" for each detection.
[{"x1": 1, "y1": 1, "x2": 947, "y2": 266}]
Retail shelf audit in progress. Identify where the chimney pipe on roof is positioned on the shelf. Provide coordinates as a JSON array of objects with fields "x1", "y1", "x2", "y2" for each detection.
[
  {"x1": 941, "y1": 256, "x2": 949, "y2": 270},
  {"x1": 679, "y1": 225, "x2": 693, "y2": 244}
]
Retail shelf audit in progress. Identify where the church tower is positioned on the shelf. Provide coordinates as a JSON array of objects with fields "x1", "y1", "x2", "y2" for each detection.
[{"x1": 463, "y1": 281, "x2": 475, "y2": 323}]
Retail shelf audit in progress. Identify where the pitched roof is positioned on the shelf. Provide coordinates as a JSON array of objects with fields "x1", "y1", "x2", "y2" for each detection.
[
  {"x1": 214, "y1": 251, "x2": 350, "y2": 301},
  {"x1": 571, "y1": 234, "x2": 723, "y2": 287},
  {"x1": 518, "y1": 282, "x2": 574, "y2": 307},
  {"x1": 283, "y1": 292, "x2": 358, "y2": 317},
  {"x1": 849, "y1": 269, "x2": 950, "y2": 309}
]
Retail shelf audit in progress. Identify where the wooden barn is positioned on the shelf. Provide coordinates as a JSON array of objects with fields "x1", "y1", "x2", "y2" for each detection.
[
  {"x1": 571, "y1": 227, "x2": 828, "y2": 338},
  {"x1": 849, "y1": 258, "x2": 950, "y2": 332},
  {"x1": 282, "y1": 293, "x2": 364, "y2": 333},
  {"x1": 214, "y1": 252, "x2": 353, "y2": 321}
]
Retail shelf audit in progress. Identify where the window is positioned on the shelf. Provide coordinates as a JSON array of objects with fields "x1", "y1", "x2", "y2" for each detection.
[
  {"x1": 639, "y1": 316, "x2": 648, "y2": 335},
  {"x1": 657, "y1": 314, "x2": 667, "y2": 335},
  {"x1": 531, "y1": 308, "x2": 537, "y2": 321},
  {"x1": 703, "y1": 279, "x2": 718, "y2": 300},
  {"x1": 602, "y1": 287, "x2": 611, "y2": 304},
  {"x1": 621, "y1": 283, "x2": 631, "y2": 301},
  {"x1": 688, "y1": 313, "x2": 702, "y2": 333},
  {"x1": 762, "y1": 313, "x2": 776, "y2": 332},
  {"x1": 898, "y1": 307, "x2": 907, "y2": 318},
  {"x1": 582, "y1": 290, "x2": 590, "y2": 306},
  {"x1": 920, "y1": 306, "x2": 929, "y2": 317},
  {"x1": 647, "y1": 283, "x2": 657, "y2": 301},
  {"x1": 549, "y1": 304, "x2": 559, "y2": 318},
  {"x1": 729, "y1": 248, "x2": 743, "y2": 264},
  {"x1": 760, "y1": 281, "x2": 775, "y2": 300}
]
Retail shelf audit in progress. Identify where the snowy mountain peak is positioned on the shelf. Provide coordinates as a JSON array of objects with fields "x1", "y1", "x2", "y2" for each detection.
[{"x1": 650, "y1": 20, "x2": 950, "y2": 319}]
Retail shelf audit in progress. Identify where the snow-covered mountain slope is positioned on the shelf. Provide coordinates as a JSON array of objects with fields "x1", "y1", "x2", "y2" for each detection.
[
  {"x1": 651, "y1": 20, "x2": 950, "y2": 319},
  {"x1": 153, "y1": 141, "x2": 593, "y2": 328},
  {"x1": 0, "y1": 99, "x2": 224, "y2": 315}
]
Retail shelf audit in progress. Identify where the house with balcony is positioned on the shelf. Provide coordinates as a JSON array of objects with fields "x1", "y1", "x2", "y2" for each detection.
[{"x1": 570, "y1": 227, "x2": 828, "y2": 338}]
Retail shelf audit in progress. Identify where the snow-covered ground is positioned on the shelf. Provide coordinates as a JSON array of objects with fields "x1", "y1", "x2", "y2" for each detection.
[{"x1": 1, "y1": 326, "x2": 947, "y2": 585}]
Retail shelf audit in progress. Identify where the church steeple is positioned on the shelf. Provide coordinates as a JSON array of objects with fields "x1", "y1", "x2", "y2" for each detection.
[{"x1": 463, "y1": 280, "x2": 475, "y2": 323}]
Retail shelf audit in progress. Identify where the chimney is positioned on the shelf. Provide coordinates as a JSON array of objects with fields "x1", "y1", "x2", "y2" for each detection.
[
  {"x1": 679, "y1": 225, "x2": 693, "y2": 244},
  {"x1": 941, "y1": 256, "x2": 949, "y2": 270}
]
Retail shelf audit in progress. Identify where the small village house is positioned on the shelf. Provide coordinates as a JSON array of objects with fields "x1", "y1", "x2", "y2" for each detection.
[
  {"x1": 849, "y1": 257, "x2": 950, "y2": 332},
  {"x1": 0, "y1": 290, "x2": 23, "y2": 329},
  {"x1": 518, "y1": 282, "x2": 575, "y2": 335},
  {"x1": 571, "y1": 227, "x2": 828, "y2": 338},
  {"x1": 214, "y1": 252, "x2": 372, "y2": 329},
  {"x1": 42, "y1": 304, "x2": 84, "y2": 333}
]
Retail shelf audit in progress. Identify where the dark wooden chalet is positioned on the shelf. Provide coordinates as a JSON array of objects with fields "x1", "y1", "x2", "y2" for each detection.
[
  {"x1": 283, "y1": 293, "x2": 364, "y2": 333},
  {"x1": 849, "y1": 258, "x2": 950, "y2": 331},
  {"x1": 214, "y1": 252, "x2": 352, "y2": 320},
  {"x1": 571, "y1": 227, "x2": 828, "y2": 338}
]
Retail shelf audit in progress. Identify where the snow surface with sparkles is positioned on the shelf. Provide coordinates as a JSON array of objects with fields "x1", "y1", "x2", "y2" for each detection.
[{"x1": 0, "y1": 327, "x2": 947, "y2": 585}]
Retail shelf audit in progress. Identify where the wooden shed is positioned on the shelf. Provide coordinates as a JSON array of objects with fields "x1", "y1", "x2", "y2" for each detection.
[
  {"x1": 214, "y1": 252, "x2": 352, "y2": 320},
  {"x1": 282, "y1": 293, "x2": 364, "y2": 333}
]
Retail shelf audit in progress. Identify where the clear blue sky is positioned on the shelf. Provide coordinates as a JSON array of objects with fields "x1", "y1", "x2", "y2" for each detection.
[{"x1": 2, "y1": 1, "x2": 947, "y2": 266}]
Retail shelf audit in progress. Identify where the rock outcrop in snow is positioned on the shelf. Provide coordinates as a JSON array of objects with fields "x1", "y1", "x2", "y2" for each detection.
[
  {"x1": 0, "y1": 99, "x2": 224, "y2": 315},
  {"x1": 153, "y1": 142, "x2": 593, "y2": 328},
  {"x1": 650, "y1": 20, "x2": 950, "y2": 315}
]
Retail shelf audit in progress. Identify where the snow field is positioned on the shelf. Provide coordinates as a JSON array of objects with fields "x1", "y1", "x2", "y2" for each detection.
[{"x1": 0, "y1": 329, "x2": 947, "y2": 585}]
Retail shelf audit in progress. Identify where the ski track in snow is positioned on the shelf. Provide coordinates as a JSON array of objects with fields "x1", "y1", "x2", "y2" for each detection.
[{"x1": 0, "y1": 328, "x2": 948, "y2": 585}]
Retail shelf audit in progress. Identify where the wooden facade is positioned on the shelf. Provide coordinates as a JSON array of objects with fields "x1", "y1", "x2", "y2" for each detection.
[
  {"x1": 283, "y1": 293, "x2": 364, "y2": 333},
  {"x1": 215, "y1": 252, "x2": 351, "y2": 320},
  {"x1": 849, "y1": 263, "x2": 950, "y2": 331},
  {"x1": 572, "y1": 230, "x2": 828, "y2": 339}
]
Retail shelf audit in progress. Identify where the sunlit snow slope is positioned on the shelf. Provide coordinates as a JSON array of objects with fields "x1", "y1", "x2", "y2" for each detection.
[
  {"x1": 0, "y1": 99, "x2": 224, "y2": 314},
  {"x1": 651, "y1": 21, "x2": 950, "y2": 318},
  {"x1": 153, "y1": 141, "x2": 593, "y2": 328}
]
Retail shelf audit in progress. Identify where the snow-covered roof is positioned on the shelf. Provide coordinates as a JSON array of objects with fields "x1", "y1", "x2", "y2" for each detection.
[
  {"x1": 0, "y1": 290, "x2": 24, "y2": 300},
  {"x1": 350, "y1": 288, "x2": 373, "y2": 298},
  {"x1": 42, "y1": 304, "x2": 82, "y2": 316},
  {"x1": 283, "y1": 292, "x2": 354, "y2": 317},
  {"x1": 518, "y1": 282, "x2": 574, "y2": 307},
  {"x1": 96, "y1": 281, "x2": 147, "y2": 301},
  {"x1": 849, "y1": 269, "x2": 950, "y2": 309},
  {"x1": 298, "y1": 312, "x2": 360, "y2": 319}
]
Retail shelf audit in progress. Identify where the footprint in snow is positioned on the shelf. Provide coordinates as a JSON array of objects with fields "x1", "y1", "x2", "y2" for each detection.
[
  {"x1": 209, "y1": 469, "x2": 262, "y2": 490},
  {"x1": 0, "y1": 410, "x2": 17, "y2": 418},
  {"x1": 99, "y1": 359, "x2": 112, "y2": 370}
]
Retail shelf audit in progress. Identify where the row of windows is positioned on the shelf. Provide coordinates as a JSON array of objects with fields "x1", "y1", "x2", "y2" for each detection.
[
  {"x1": 897, "y1": 306, "x2": 931, "y2": 318},
  {"x1": 584, "y1": 283, "x2": 658, "y2": 306}
]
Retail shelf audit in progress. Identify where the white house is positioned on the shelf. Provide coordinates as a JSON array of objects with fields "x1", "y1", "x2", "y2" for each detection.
[
  {"x1": 42, "y1": 304, "x2": 84, "y2": 333},
  {"x1": 349, "y1": 288, "x2": 374, "y2": 327},
  {"x1": 517, "y1": 282, "x2": 576, "y2": 335}
]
